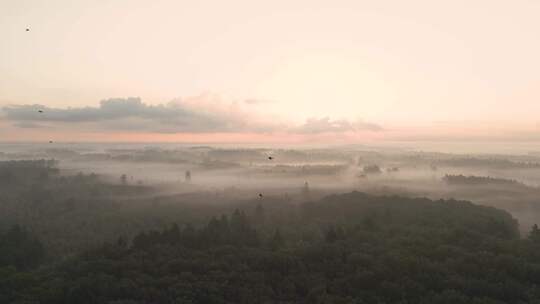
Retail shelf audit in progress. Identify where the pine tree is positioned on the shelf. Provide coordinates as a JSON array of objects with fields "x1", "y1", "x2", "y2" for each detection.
[
  {"x1": 529, "y1": 224, "x2": 540, "y2": 242},
  {"x1": 120, "y1": 174, "x2": 127, "y2": 185},
  {"x1": 116, "y1": 236, "x2": 127, "y2": 248},
  {"x1": 269, "y1": 229, "x2": 284, "y2": 250},
  {"x1": 302, "y1": 181, "x2": 310, "y2": 199},
  {"x1": 255, "y1": 204, "x2": 265, "y2": 225},
  {"x1": 325, "y1": 227, "x2": 338, "y2": 243}
]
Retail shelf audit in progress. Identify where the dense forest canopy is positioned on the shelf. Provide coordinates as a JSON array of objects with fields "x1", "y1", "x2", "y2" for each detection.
[{"x1": 2, "y1": 155, "x2": 540, "y2": 303}]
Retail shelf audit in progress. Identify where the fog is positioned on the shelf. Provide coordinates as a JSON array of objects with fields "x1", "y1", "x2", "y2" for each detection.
[
  {"x1": 3, "y1": 142, "x2": 540, "y2": 234},
  {"x1": 5, "y1": 142, "x2": 540, "y2": 302}
]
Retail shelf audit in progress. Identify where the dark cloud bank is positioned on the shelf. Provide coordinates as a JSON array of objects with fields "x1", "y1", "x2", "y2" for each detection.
[{"x1": 2, "y1": 97, "x2": 382, "y2": 134}]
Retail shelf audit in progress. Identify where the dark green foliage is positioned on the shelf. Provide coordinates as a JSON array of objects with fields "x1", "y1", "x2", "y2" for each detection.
[
  {"x1": 5, "y1": 191, "x2": 540, "y2": 303},
  {"x1": 324, "y1": 226, "x2": 345, "y2": 243},
  {"x1": 269, "y1": 229, "x2": 285, "y2": 250},
  {"x1": 0, "y1": 225, "x2": 45, "y2": 270},
  {"x1": 0, "y1": 160, "x2": 156, "y2": 256},
  {"x1": 529, "y1": 224, "x2": 540, "y2": 243},
  {"x1": 2, "y1": 161, "x2": 540, "y2": 303},
  {"x1": 132, "y1": 211, "x2": 258, "y2": 251}
]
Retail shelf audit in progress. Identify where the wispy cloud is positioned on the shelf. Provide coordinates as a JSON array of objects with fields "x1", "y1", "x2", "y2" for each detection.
[{"x1": 293, "y1": 117, "x2": 383, "y2": 133}]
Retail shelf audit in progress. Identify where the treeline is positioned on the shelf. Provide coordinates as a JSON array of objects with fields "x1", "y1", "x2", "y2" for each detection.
[
  {"x1": 438, "y1": 157, "x2": 540, "y2": 169},
  {"x1": 443, "y1": 174, "x2": 523, "y2": 186},
  {"x1": 0, "y1": 160, "x2": 154, "y2": 256},
  {"x1": 6, "y1": 191, "x2": 540, "y2": 303},
  {"x1": 11, "y1": 147, "x2": 356, "y2": 166},
  {"x1": 0, "y1": 159, "x2": 59, "y2": 185},
  {"x1": 131, "y1": 210, "x2": 261, "y2": 250},
  {"x1": 256, "y1": 164, "x2": 348, "y2": 177}
]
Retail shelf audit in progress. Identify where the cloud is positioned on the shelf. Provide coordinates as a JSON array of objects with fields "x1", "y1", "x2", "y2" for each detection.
[
  {"x1": 292, "y1": 117, "x2": 383, "y2": 134},
  {"x1": 2, "y1": 97, "x2": 276, "y2": 133},
  {"x1": 12, "y1": 122, "x2": 44, "y2": 129},
  {"x1": 4, "y1": 98, "x2": 189, "y2": 123},
  {"x1": 2, "y1": 97, "x2": 382, "y2": 135}
]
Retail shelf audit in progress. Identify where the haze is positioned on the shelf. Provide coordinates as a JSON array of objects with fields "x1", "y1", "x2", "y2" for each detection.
[{"x1": 6, "y1": 3, "x2": 540, "y2": 301}]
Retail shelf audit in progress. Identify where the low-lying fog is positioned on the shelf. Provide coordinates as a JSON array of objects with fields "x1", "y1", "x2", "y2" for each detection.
[{"x1": 3, "y1": 142, "x2": 540, "y2": 234}]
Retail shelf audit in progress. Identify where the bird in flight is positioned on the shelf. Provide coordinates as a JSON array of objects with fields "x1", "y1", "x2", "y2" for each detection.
[
  {"x1": 26, "y1": 28, "x2": 30, "y2": 32},
  {"x1": 38, "y1": 110, "x2": 43, "y2": 113},
  {"x1": 258, "y1": 193, "x2": 263, "y2": 198},
  {"x1": 268, "y1": 156, "x2": 273, "y2": 160}
]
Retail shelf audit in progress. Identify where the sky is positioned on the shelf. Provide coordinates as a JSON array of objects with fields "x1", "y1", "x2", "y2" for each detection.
[{"x1": 1, "y1": 0, "x2": 540, "y2": 143}]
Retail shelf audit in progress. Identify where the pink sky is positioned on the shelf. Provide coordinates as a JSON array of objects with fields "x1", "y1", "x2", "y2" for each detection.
[{"x1": 2, "y1": 0, "x2": 540, "y2": 143}]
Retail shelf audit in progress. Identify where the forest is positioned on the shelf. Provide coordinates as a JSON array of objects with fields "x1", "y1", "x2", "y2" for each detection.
[{"x1": 2, "y1": 159, "x2": 540, "y2": 303}]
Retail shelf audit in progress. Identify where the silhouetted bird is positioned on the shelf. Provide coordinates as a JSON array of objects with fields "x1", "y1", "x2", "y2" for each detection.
[
  {"x1": 268, "y1": 156, "x2": 273, "y2": 160},
  {"x1": 26, "y1": 28, "x2": 30, "y2": 32},
  {"x1": 258, "y1": 193, "x2": 263, "y2": 198},
  {"x1": 38, "y1": 110, "x2": 43, "y2": 113}
]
